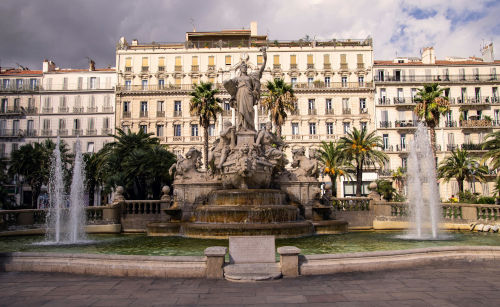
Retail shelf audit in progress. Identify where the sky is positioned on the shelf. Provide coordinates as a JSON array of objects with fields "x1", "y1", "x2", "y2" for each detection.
[{"x1": 0, "y1": 0, "x2": 499, "y2": 70}]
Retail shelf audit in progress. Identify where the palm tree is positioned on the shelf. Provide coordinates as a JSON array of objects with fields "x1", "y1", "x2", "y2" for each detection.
[
  {"x1": 83, "y1": 152, "x2": 101, "y2": 206},
  {"x1": 95, "y1": 128, "x2": 176, "y2": 199},
  {"x1": 391, "y1": 166, "x2": 406, "y2": 195},
  {"x1": 317, "y1": 141, "x2": 352, "y2": 197},
  {"x1": 190, "y1": 82, "x2": 223, "y2": 169},
  {"x1": 261, "y1": 78, "x2": 297, "y2": 138},
  {"x1": 339, "y1": 128, "x2": 388, "y2": 197},
  {"x1": 482, "y1": 130, "x2": 500, "y2": 170},
  {"x1": 438, "y1": 148, "x2": 488, "y2": 195},
  {"x1": 0, "y1": 158, "x2": 13, "y2": 208},
  {"x1": 413, "y1": 83, "x2": 450, "y2": 156}
]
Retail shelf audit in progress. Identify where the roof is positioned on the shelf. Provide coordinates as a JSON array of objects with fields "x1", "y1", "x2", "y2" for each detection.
[
  {"x1": 0, "y1": 69, "x2": 43, "y2": 76},
  {"x1": 45, "y1": 68, "x2": 115, "y2": 73}
]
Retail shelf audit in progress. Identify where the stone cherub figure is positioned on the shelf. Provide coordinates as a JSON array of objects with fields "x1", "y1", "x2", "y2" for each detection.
[{"x1": 223, "y1": 47, "x2": 267, "y2": 132}]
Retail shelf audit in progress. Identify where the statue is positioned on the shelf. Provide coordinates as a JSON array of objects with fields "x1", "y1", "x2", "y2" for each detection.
[
  {"x1": 288, "y1": 147, "x2": 320, "y2": 181},
  {"x1": 255, "y1": 121, "x2": 287, "y2": 167},
  {"x1": 208, "y1": 120, "x2": 235, "y2": 173},
  {"x1": 168, "y1": 147, "x2": 203, "y2": 182},
  {"x1": 223, "y1": 48, "x2": 267, "y2": 132}
]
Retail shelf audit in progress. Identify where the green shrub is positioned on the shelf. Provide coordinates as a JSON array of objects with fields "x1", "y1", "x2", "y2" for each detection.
[
  {"x1": 475, "y1": 196, "x2": 496, "y2": 204},
  {"x1": 458, "y1": 191, "x2": 478, "y2": 203}
]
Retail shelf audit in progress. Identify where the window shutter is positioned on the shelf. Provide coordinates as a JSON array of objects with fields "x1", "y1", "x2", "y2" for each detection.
[
  {"x1": 323, "y1": 54, "x2": 330, "y2": 64},
  {"x1": 125, "y1": 57, "x2": 131, "y2": 67},
  {"x1": 273, "y1": 55, "x2": 279, "y2": 65},
  {"x1": 87, "y1": 77, "x2": 90, "y2": 89},
  {"x1": 208, "y1": 56, "x2": 215, "y2": 66},
  {"x1": 225, "y1": 55, "x2": 231, "y2": 65},
  {"x1": 175, "y1": 56, "x2": 181, "y2": 66},
  {"x1": 290, "y1": 55, "x2": 296, "y2": 65},
  {"x1": 340, "y1": 54, "x2": 347, "y2": 63},
  {"x1": 257, "y1": 55, "x2": 263, "y2": 65},
  {"x1": 96, "y1": 77, "x2": 100, "y2": 89},
  {"x1": 357, "y1": 54, "x2": 363, "y2": 63},
  {"x1": 142, "y1": 57, "x2": 148, "y2": 67},
  {"x1": 158, "y1": 57, "x2": 165, "y2": 67},
  {"x1": 192, "y1": 56, "x2": 198, "y2": 65},
  {"x1": 307, "y1": 55, "x2": 313, "y2": 65}
]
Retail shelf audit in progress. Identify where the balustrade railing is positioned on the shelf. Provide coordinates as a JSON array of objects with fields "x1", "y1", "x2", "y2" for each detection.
[{"x1": 332, "y1": 197, "x2": 370, "y2": 211}]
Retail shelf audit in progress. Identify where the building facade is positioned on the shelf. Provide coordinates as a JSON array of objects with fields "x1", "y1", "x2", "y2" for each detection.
[
  {"x1": 0, "y1": 69, "x2": 42, "y2": 159},
  {"x1": 374, "y1": 46, "x2": 500, "y2": 199},
  {"x1": 35, "y1": 60, "x2": 116, "y2": 153},
  {"x1": 115, "y1": 22, "x2": 375, "y2": 196}
]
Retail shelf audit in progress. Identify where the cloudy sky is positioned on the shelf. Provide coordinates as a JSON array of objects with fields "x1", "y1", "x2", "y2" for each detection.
[{"x1": 0, "y1": 0, "x2": 498, "y2": 70}]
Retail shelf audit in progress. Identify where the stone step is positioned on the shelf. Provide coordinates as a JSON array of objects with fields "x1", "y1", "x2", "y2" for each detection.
[{"x1": 224, "y1": 263, "x2": 282, "y2": 281}]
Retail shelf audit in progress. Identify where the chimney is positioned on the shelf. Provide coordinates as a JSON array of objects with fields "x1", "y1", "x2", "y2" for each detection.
[
  {"x1": 250, "y1": 21, "x2": 258, "y2": 36},
  {"x1": 43, "y1": 59, "x2": 56, "y2": 72},
  {"x1": 131, "y1": 39, "x2": 138, "y2": 46},
  {"x1": 481, "y1": 43, "x2": 494, "y2": 62},
  {"x1": 89, "y1": 59, "x2": 96, "y2": 71},
  {"x1": 421, "y1": 47, "x2": 436, "y2": 64}
]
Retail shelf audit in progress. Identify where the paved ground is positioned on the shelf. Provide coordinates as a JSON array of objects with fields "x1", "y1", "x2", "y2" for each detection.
[{"x1": 1, "y1": 260, "x2": 499, "y2": 306}]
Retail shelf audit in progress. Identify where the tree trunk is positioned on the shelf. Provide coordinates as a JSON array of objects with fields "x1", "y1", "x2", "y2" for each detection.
[
  {"x1": 276, "y1": 125, "x2": 282, "y2": 139},
  {"x1": 356, "y1": 164, "x2": 363, "y2": 197},
  {"x1": 329, "y1": 175, "x2": 337, "y2": 197},
  {"x1": 458, "y1": 179, "x2": 464, "y2": 194},
  {"x1": 31, "y1": 185, "x2": 41, "y2": 209},
  {"x1": 429, "y1": 125, "x2": 437, "y2": 158},
  {"x1": 88, "y1": 183, "x2": 95, "y2": 206},
  {"x1": 204, "y1": 125, "x2": 209, "y2": 170}
]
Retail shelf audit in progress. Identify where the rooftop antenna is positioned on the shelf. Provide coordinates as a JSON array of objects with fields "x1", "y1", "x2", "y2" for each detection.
[{"x1": 189, "y1": 18, "x2": 196, "y2": 32}]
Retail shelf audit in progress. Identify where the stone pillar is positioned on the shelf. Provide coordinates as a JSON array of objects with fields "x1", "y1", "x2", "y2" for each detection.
[
  {"x1": 277, "y1": 246, "x2": 301, "y2": 277},
  {"x1": 231, "y1": 108, "x2": 236, "y2": 126},
  {"x1": 204, "y1": 246, "x2": 227, "y2": 279},
  {"x1": 254, "y1": 105, "x2": 259, "y2": 130}
]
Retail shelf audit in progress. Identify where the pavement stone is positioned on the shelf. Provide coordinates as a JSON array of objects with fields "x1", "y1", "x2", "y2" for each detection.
[{"x1": 0, "y1": 260, "x2": 499, "y2": 306}]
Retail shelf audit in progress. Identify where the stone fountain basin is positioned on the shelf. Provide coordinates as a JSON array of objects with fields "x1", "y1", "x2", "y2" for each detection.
[
  {"x1": 194, "y1": 205, "x2": 298, "y2": 223},
  {"x1": 207, "y1": 189, "x2": 287, "y2": 207}
]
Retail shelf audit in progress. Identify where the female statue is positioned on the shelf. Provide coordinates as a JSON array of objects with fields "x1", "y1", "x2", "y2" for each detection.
[{"x1": 223, "y1": 48, "x2": 267, "y2": 132}]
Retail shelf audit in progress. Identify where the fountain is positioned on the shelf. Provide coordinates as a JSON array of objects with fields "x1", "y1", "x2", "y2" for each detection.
[
  {"x1": 43, "y1": 138, "x2": 88, "y2": 244},
  {"x1": 402, "y1": 123, "x2": 443, "y2": 240},
  {"x1": 148, "y1": 48, "x2": 347, "y2": 238}
]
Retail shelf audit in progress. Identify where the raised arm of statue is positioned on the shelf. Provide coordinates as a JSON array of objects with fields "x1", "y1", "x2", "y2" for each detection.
[{"x1": 258, "y1": 47, "x2": 267, "y2": 78}]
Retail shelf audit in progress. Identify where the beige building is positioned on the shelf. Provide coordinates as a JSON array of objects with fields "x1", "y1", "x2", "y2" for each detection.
[
  {"x1": 0, "y1": 68, "x2": 42, "y2": 159},
  {"x1": 374, "y1": 45, "x2": 500, "y2": 199},
  {"x1": 36, "y1": 60, "x2": 116, "y2": 153},
  {"x1": 115, "y1": 22, "x2": 375, "y2": 196}
]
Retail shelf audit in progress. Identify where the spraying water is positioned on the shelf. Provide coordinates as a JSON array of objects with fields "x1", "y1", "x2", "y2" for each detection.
[
  {"x1": 43, "y1": 137, "x2": 88, "y2": 244},
  {"x1": 401, "y1": 123, "x2": 444, "y2": 240}
]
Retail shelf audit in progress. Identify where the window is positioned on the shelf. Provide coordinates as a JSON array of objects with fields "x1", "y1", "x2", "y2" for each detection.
[
  {"x1": 158, "y1": 57, "x2": 165, "y2": 71},
  {"x1": 125, "y1": 80, "x2": 131, "y2": 90},
  {"x1": 174, "y1": 101, "x2": 182, "y2": 112},
  {"x1": 73, "y1": 119, "x2": 80, "y2": 132},
  {"x1": 174, "y1": 124, "x2": 181, "y2": 136},
  {"x1": 103, "y1": 117, "x2": 110, "y2": 129},
  {"x1": 15, "y1": 79, "x2": 22, "y2": 89},
  {"x1": 360, "y1": 122, "x2": 367, "y2": 131},
  {"x1": 157, "y1": 100, "x2": 164, "y2": 112},
  {"x1": 342, "y1": 98, "x2": 349, "y2": 110},
  {"x1": 0, "y1": 99, "x2": 6, "y2": 112},
  {"x1": 29, "y1": 78, "x2": 37, "y2": 90},
  {"x1": 175, "y1": 56, "x2": 182, "y2": 69},
  {"x1": 377, "y1": 70, "x2": 385, "y2": 81},
  {"x1": 324, "y1": 77, "x2": 330, "y2": 87},
  {"x1": 87, "y1": 142, "x2": 94, "y2": 153},
  {"x1": 307, "y1": 54, "x2": 314, "y2": 67},
  {"x1": 461, "y1": 88, "x2": 467, "y2": 102},
  {"x1": 2, "y1": 79, "x2": 9, "y2": 89},
  {"x1": 140, "y1": 125, "x2": 147, "y2": 133},
  {"x1": 401, "y1": 157, "x2": 407, "y2": 169},
  {"x1": 273, "y1": 55, "x2": 280, "y2": 65},
  {"x1": 140, "y1": 101, "x2": 148, "y2": 116},
  {"x1": 343, "y1": 182, "x2": 369, "y2": 197},
  {"x1": 491, "y1": 68, "x2": 497, "y2": 80},
  {"x1": 290, "y1": 55, "x2": 296, "y2": 67},
  {"x1": 158, "y1": 79, "x2": 165, "y2": 88},
  {"x1": 341, "y1": 76, "x2": 347, "y2": 87},
  {"x1": 90, "y1": 77, "x2": 97, "y2": 89},
  {"x1": 383, "y1": 134, "x2": 389, "y2": 150},
  {"x1": 343, "y1": 122, "x2": 350, "y2": 134},
  {"x1": 62, "y1": 77, "x2": 68, "y2": 90},
  {"x1": 224, "y1": 102, "x2": 231, "y2": 111},
  {"x1": 142, "y1": 57, "x2": 149, "y2": 71},
  {"x1": 208, "y1": 56, "x2": 215, "y2": 66},
  {"x1": 308, "y1": 99, "x2": 315, "y2": 110},
  {"x1": 359, "y1": 98, "x2": 366, "y2": 110},
  {"x1": 291, "y1": 77, "x2": 297, "y2": 87},
  {"x1": 125, "y1": 57, "x2": 132, "y2": 71},
  {"x1": 309, "y1": 123, "x2": 316, "y2": 135},
  {"x1": 292, "y1": 123, "x2": 299, "y2": 135},
  {"x1": 157, "y1": 125, "x2": 164, "y2": 137},
  {"x1": 58, "y1": 119, "x2": 65, "y2": 130},
  {"x1": 326, "y1": 122, "x2": 334, "y2": 135},
  {"x1": 257, "y1": 55, "x2": 263, "y2": 65},
  {"x1": 208, "y1": 124, "x2": 215, "y2": 136},
  {"x1": 307, "y1": 77, "x2": 313, "y2": 85},
  {"x1": 12, "y1": 120, "x2": 19, "y2": 133},
  {"x1": 225, "y1": 55, "x2": 231, "y2": 66},
  {"x1": 324, "y1": 54, "x2": 330, "y2": 65},
  {"x1": 400, "y1": 134, "x2": 406, "y2": 150},
  {"x1": 191, "y1": 124, "x2": 199, "y2": 136},
  {"x1": 46, "y1": 78, "x2": 52, "y2": 90},
  {"x1": 123, "y1": 101, "x2": 130, "y2": 112},
  {"x1": 27, "y1": 120, "x2": 34, "y2": 134},
  {"x1": 358, "y1": 76, "x2": 364, "y2": 86},
  {"x1": 326, "y1": 99, "x2": 332, "y2": 112},
  {"x1": 141, "y1": 79, "x2": 148, "y2": 90}
]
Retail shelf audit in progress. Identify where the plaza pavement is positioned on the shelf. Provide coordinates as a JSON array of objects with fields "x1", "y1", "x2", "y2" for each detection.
[{"x1": 0, "y1": 260, "x2": 499, "y2": 306}]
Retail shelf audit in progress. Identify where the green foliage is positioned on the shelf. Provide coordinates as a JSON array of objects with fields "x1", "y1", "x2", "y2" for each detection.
[
  {"x1": 482, "y1": 131, "x2": 500, "y2": 170},
  {"x1": 96, "y1": 129, "x2": 176, "y2": 200},
  {"x1": 0, "y1": 158, "x2": 14, "y2": 208},
  {"x1": 262, "y1": 78, "x2": 297, "y2": 138},
  {"x1": 438, "y1": 148, "x2": 488, "y2": 194},
  {"x1": 476, "y1": 196, "x2": 496, "y2": 204},
  {"x1": 373, "y1": 179, "x2": 396, "y2": 201},
  {"x1": 339, "y1": 128, "x2": 388, "y2": 196},
  {"x1": 8, "y1": 139, "x2": 71, "y2": 208},
  {"x1": 458, "y1": 191, "x2": 478, "y2": 203},
  {"x1": 190, "y1": 81, "x2": 223, "y2": 168},
  {"x1": 317, "y1": 141, "x2": 353, "y2": 197}
]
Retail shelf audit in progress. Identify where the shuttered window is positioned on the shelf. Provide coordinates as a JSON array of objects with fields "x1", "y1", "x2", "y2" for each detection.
[
  {"x1": 225, "y1": 55, "x2": 231, "y2": 65},
  {"x1": 307, "y1": 54, "x2": 313, "y2": 64},
  {"x1": 273, "y1": 55, "x2": 280, "y2": 65},
  {"x1": 208, "y1": 56, "x2": 215, "y2": 65},
  {"x1": 290, "y1": 55, "x2": 296, "y2": 65}
]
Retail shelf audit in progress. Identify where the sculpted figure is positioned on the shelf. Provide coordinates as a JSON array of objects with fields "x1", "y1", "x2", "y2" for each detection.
[
  {"x1": 290, "y1": 147, "x2": 319, "y2": 180},
  {"x1": 168, "y1": 147, "x2": 203, "y2": 181},
  {"x1": 224, "y1": 48, "x2": 267, "y2": 132},
  {"x1": 255, "y1": 121, "x2": 286, "y2": 167}
]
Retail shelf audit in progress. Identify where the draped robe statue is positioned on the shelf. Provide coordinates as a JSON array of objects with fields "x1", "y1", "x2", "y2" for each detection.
[{"x1": 223, "y1": 48, "x2": 267, "y2": 132}]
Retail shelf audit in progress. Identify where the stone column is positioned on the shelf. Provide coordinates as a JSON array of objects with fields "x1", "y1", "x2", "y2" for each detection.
[
  {"x1": 254, "y1": 105, "x2": 259, "y2": 130},
  {"x1": 231, "y1": 109, "x2": 236, "y2": 126},
  {"x1": 277, "y1": 246, "x2": 301, "y2": 277},
  {"x1": 204, "y1": 246, "x2": 227, "y2": 279}
]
